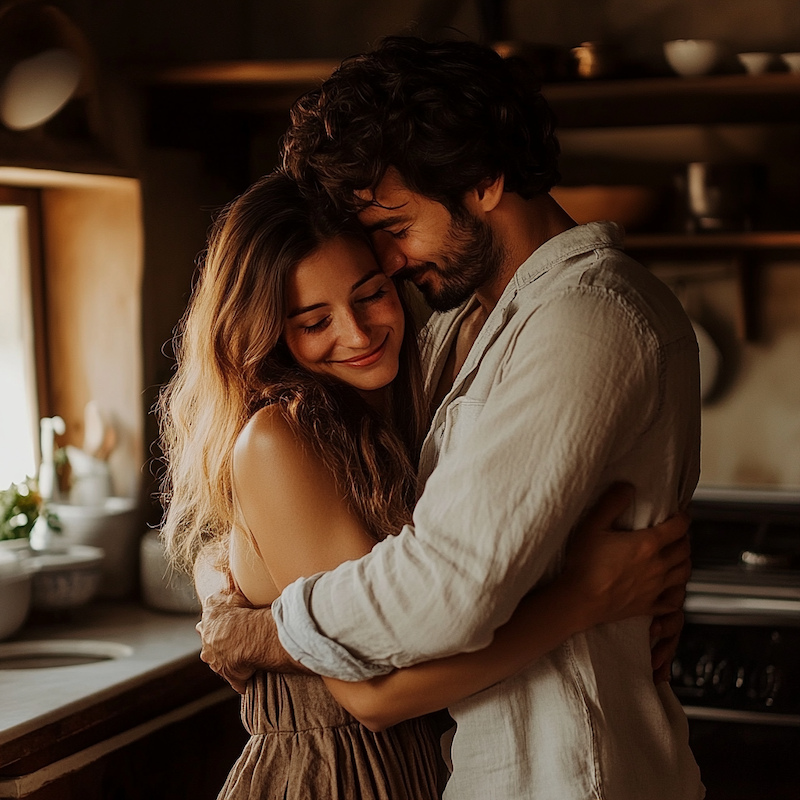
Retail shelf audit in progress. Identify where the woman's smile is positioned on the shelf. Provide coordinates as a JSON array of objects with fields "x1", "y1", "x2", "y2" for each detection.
[{"x1": 333, "y1": 334, "x2": 389, "y2": 367}]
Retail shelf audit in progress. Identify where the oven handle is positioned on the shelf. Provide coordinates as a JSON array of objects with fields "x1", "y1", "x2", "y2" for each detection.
[
  {"x1": 683, "y1": 705, "x2": 800, "y2": 727},
  {"x1": 685, "y1": 592, "x2": 800, "y2": 620}
]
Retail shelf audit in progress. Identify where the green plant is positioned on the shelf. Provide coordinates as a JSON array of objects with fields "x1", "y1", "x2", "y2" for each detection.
[{"x1": 0, "y1": 480, "x2": 60, "y2": 540}]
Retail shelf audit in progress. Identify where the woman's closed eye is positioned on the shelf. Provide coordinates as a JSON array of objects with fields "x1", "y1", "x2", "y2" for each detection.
[
  {"x1": 301, "y1": 316, "x2": 331, "y2": 334},
  {"x1": 358, "y1": 286, "x2": 389, "y2": 305}
]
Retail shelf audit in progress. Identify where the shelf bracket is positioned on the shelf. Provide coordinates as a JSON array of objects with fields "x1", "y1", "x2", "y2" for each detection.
[{"x1": 733, "y1": 251, "x2": 760, "y2": 342}]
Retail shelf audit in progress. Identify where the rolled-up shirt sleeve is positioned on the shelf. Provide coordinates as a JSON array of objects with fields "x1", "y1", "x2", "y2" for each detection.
[{"x1": 274, "y1": 287, "x2": 662, "y2": 680}]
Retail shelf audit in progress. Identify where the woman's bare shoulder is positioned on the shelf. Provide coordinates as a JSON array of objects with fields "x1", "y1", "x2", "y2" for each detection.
[
  {"x1": 231, "y1": 403, "x2": 375, "y2": 590},
  {"x1": 232, "y1": 404, "x2": 341, "y2": 523},
  {"x1": 233, "y1": 404, "x2": 308, "y2": 475}
]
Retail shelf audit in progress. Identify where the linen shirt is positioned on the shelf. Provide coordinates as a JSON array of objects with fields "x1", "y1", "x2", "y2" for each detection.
[{"x1": 273, "y1": 222, "x2": 704, "y2": 799}]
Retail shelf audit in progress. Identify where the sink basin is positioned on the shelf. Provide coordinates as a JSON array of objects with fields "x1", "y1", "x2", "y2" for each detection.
[{"x1": 0, "y1": 639, "x2": 132, "y2": 669}]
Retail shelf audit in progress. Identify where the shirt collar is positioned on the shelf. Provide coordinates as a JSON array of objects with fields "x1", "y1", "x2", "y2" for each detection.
[
  {"x1": 420, "y1": 221, "x2": 626, "y2": 399},
  {"x1": 505, "y1": 220, "x2": 625, "y2": 301}
]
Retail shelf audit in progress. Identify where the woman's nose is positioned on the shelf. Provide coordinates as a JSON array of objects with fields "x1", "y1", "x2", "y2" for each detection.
[
  {"x1": 371, "y1": 232, "x2": 406, "y2": 277},
  {"x1": 339, "y1": 312, "x2": 372, "y2": 348}
]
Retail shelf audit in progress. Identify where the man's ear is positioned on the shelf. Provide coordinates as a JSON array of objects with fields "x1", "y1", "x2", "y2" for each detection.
[{"x1": 475, "y1": 174, "x2": 505, "y2": 213}]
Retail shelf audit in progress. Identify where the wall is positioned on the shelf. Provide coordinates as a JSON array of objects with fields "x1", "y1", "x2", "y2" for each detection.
[
  {"x1": 0, "y1": 167, "x2": 144, "y2": 500},
  {"x1": 697, "y1": 263, "x2": 800, "y2": 487},
  {"x1": 42, "y1": 0, "x2": 800, "y2": 493},
  {"x1": 558, "y1": 119, "x2": 800, "y2": 489},
  {"x1": 42, "y1": 178, "x2": 144, "y2": 499}
]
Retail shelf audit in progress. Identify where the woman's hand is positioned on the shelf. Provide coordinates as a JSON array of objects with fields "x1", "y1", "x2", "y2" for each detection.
[{"x1": 562, "y1": 483, "x2": 692, "y2": 630}]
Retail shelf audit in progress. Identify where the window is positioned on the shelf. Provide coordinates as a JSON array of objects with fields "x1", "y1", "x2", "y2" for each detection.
[{"x1": 0, "y1": 187, "x2": 44, "y2": 489}]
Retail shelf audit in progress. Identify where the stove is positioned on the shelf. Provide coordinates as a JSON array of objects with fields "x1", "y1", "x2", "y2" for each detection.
[{"x1": 671, "y1": 487, "x2": 800, "y2": 799}]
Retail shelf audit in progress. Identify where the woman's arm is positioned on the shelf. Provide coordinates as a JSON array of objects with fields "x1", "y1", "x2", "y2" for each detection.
[
  {"x1": 325, "y1": 485, "x2": 690, "y2": 731},
  {"x1": 232, "y1": 408, "x2": 689, "y2": 730}
]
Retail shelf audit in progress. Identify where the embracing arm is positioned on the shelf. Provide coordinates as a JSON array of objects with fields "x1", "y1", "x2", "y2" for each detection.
[
  {"x1": 325, "y1": 485, "x2": 689, "y2": 730},
  {"x1": 279, "y1": 289, "x2": 695, "y2": 674},
  {"x1": 209, "y1": 407, "x2": 689, "y2": 722}
]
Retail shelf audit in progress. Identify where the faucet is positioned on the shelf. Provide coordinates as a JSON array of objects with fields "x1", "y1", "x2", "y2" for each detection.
[{"x1": 30, "y1": 416, "x2": 65, "y2": 550}]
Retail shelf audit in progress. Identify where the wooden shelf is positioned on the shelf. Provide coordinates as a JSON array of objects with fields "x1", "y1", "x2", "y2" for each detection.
[
  {"x1": 623, "y1": 231, "x2": 800, "y2": 342},
  {"x1": 541, "y1": 73, "x2": 800, "y2": 127},
  {"x1": 145, "y1": 59, "x2": 338, "y2": 116},
  {"x1": 626, "y1": 231, "x2": 800, "y2": 251},
  {"x1": 148, "y1": 59, "x2": 339, "y2": 88},
  {"x1": 144, "y1": 61, "x2": 800, "y2": 127}
]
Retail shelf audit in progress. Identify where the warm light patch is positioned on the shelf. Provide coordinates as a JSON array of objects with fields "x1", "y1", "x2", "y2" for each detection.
[{"x1": 0, "y1": 205, "x2": 37, "y2": 488}]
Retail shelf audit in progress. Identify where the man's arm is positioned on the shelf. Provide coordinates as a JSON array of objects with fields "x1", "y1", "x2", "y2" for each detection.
[
  {"x1": 199, "y1": 487, "x2": 690, "y2": 696},
  {"x1": 273, "y1": 287, "x2": 686, "y2": 678}
]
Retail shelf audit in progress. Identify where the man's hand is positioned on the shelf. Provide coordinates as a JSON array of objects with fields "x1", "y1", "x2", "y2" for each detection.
[
  {"x1": 650, "y1": 605, "x2": 685, "y2": 684},
  {"x1": 565, "y1": 485, "x2": 692, "y2": 622},
  {"x1": 563, "y1": 484, "x2": 691, "y2": 685},
  {"x1": 197, "y1": 587, "x2": 311, "y2": 693}
]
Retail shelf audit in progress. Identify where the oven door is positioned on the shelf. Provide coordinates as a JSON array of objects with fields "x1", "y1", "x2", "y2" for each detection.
[{"x1": 672, "y1": 594, "x2": 800, "y2": 800}]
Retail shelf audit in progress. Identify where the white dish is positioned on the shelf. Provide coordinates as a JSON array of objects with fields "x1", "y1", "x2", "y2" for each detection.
[
  {"x1": 28, "y1": 544, "x2": 104, "y2": 611},
  {"x1": 780, "y1": 52, "x2": 800, "y2": 73},
  {"x1": 737, "y1": 52, "x2": 774, "y2": 75},
  {"x1": 0, "y1": 550, "x2": 36, "y2": 640},
  {"x1": 664, "y1": 39, "x2": 721, "y2": 77},
  {"x1": 690, "y1": 319, "x2": 722, "y2": 401},
  {"x1": 140, "y1": 530, "x2": 200, "y2": 614},
  {"x1": 50, "y1": 498, "x2": 138, "y2": 599},
  {"x1": 0, "y1": 48, "x2": 82, "y2": 131}
]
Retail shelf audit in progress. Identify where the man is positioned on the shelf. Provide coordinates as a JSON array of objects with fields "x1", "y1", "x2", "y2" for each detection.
[{"x1": 201, "y1": 37, "x2": 703, "y2": 799}]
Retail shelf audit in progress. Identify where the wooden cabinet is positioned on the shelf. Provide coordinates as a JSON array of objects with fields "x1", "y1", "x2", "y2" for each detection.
[
  {"x1": 8, "y1": 695, "x2": 246, "y2": 800},
  {"x1": 0, "y1": 659, "x2": 248, "y2": 800}
]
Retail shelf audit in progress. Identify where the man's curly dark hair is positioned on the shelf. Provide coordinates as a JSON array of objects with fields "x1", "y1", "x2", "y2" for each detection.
[{"x1": 281, "y1": 35, "x2": 561, "y2": 216}]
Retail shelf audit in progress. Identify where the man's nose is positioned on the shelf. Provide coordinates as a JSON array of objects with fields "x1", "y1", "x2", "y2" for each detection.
[{"x1": 372, "y1": 232, "x2": 406, "y2": 277}]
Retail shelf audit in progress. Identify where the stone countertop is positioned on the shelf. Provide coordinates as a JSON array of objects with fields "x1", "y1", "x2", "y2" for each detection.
[{"x1": 0, "y1": 601, "x2": 207, "y2": 751}]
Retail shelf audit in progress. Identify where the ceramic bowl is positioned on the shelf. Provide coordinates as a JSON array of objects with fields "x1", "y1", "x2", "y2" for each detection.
[
  {"x1": 737, "y1": 52, "x2": 774, "y2": 75},
  {"x1": 0, "y1": 47, "x2": 82, "y2": 131},
  {"x1": 50, "y1": 498, "x2": 138, "y2": 599},
  {"x1": 0, "y1": 548, "x2": 36, "y2": 639},
  {"x1": 28, "y1": 544, "x2": 104, "y2": 611},
  {"x1": 140, "y1": 530, "x2": 200, "y2": 614},
  {"x1": 664, "y1": 39, "x2": 721, "y2": 77},
  {"x1": 780, "y1": 52, "x2": 800, "y2": 73},
  {"x1": 550, "y1": 185, "x2": 661, "y2": 231}
]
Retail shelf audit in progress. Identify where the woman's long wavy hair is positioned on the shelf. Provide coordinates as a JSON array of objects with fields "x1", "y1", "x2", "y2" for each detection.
[{"x1": 158, "y1": 171, "x2": 428, "y2": 574}]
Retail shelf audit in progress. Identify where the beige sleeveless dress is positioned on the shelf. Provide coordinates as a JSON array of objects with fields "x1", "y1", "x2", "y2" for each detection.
[{"x1": 217, "y1": 670, "x2": 444, "y2": 799}]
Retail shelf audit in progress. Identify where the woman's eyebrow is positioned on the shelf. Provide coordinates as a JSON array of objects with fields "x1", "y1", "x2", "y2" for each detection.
[
  {"x1": 287, "y1": 302, "x2": 326, "y2": 319},
  {"x1": 351, "y1": 269, "x2": 382, "y2": 291},
  {"x1": 286, "y1": 271, "x2": 383, "y2": 319}
]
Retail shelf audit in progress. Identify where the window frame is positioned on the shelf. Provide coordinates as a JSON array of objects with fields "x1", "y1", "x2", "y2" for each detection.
[{"x1": 0, "y1": 185, "x2": 49, "y2": 430}]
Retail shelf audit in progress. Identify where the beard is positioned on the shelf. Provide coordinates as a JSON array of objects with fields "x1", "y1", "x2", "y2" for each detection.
[{"x1": 404, "y1": 211, "x2": 506, "y2": 313}]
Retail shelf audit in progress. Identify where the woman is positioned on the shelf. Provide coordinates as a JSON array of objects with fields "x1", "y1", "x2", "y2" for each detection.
[{"x1": 159, "y1": 171, "x2": 690, "y2": 800}]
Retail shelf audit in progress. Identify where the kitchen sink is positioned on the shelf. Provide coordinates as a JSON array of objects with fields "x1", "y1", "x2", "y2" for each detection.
[{"x1": 0, "y1": 639, "x2": 133, "y2": 669}]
